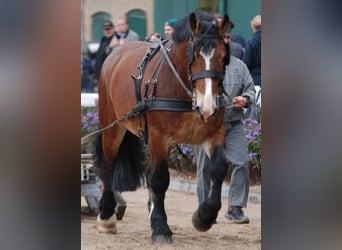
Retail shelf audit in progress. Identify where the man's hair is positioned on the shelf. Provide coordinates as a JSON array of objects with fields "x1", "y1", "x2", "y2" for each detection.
[{"x1": 251, "y1": 15, "x2": 261, "y2": 29}]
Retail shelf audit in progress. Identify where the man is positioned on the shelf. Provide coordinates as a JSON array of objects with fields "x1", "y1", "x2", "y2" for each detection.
[
  {"x1": 243, "y1": 14, "x2": 261, "y2": 87},
  {"x1": 224, "y1": 31, "x2": 244, "y2": 60},
  {"x1": 164, "y1": 18, "x2": 178, "y2": 39},
  {"x1": 196, "y1": 55, "x2": 255, "y2": 224},
  {"x1": 109, "y1": 16, "x2": 139, "y2": 47},
  {"x1": 94, "y1": 20, "x2": 116, "y2": 79}
]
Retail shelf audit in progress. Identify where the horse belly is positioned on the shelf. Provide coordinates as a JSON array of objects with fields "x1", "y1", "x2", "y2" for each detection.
[{"x1": 148, "y1": 111, "x2": 225, "y2": 145}]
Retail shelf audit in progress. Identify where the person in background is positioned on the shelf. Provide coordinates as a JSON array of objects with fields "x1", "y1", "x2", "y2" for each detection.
[
  {"x1": 94, "y1": 20, "x2": 116, "y2": 80},
  {"x1": 96, "y1": 19, "x2": 134, "y2": 220},
  {"x1": 81, "y1": 50, "x2": 96, "y2": 92},
  {"x1": 164, "y1": 18, "x2": 178, "y2": 39},
  {"x1": 215, "y1": 14, "x2": 246, "y2": 49},
  {"x1": 224, "y1": 31, "x2": 244, "y2": 60},
  {"x1": 109, "y1": 16, "x2": 139, "y2": 47},
  {"x1": 196, "y1": 55, "x2": 256, "y2": 225},
  {"x1": 243, "y1": 14, "x2": 261, "y2": 87},
  {"x1": 232, "y1": 33, "x2": 246, "y2": 49}
]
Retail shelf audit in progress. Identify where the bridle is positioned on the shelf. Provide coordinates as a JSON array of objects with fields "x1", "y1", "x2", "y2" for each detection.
[
  {"x1": 159, "y1": 33, "x2": 225, "y2": 111},
  {"x1": 187, "y1": 34, "x2": 225, "y2": 89}
]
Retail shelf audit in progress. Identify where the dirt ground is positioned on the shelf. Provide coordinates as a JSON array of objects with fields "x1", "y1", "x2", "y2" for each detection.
[{"x1": 81, "y1": 186, "x2": 261, "y2": 250}]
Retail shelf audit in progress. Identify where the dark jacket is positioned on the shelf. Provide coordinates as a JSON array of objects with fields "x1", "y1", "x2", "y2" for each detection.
[
  {"x1": 243, "y1": 29, "x2": 261, "y2": 86},
  {"x1": 232, "y1": 34, "x2": 246, "y2": 49},
  {"x1": 94, "y1": 34, "x2": 115, "y2": 79}
]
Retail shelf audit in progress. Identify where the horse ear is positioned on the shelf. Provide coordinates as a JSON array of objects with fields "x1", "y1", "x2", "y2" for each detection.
[
  {"x1": 189, "y1": 12, "x2": 199, "y2": 34},
  {"x1": 221, "y1": 14, "x2": 231, "y2": 34}
]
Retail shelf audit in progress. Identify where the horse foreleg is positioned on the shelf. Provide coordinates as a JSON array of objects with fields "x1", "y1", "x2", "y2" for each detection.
[
  {"x1": 146, "y1": 160, "x2": 173, "y2": 244},
  {"x1": 192, "y1": 145, "x2": 228, "y2": 231}
]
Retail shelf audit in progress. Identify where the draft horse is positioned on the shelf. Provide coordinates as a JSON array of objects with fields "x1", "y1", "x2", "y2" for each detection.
[{"x1": 96, "y1": 12, "x2": 231, "y2": 244}]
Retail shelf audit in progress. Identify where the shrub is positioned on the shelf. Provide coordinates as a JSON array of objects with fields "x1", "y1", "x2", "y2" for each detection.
[
  {"x1": 242, "y1": 118, "x2": 262, "y2": 184},
  {"x1": 81, "y1": 107, "x2": 99, "y2": 153},
  {"x1": 168, "y1": 144, "x2": 196, "y2": 172}
]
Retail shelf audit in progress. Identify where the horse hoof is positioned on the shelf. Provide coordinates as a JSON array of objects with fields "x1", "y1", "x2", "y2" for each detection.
[
  {"x1": 152, "y1": 234, "x2": 173, "y2": 244},
  {"x1": 192, "y1": 209, "x2": 212, "y2": 232},
  {"x1": 97, "y1": 213, "x2": 117, "y2": 234}
]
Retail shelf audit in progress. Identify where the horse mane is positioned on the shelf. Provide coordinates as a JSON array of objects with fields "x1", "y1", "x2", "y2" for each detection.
[
  {"x1": 172, "y1": 12, "x2": 221, "y2": 54},
  {"x1": 172, "y1": 13, "x2": 193, "y2": 42}
]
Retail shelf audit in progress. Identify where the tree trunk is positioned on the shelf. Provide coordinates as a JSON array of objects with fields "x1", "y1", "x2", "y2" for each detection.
[{"x1": 196, "y1": 0, "x2": 219, "y2": 14}]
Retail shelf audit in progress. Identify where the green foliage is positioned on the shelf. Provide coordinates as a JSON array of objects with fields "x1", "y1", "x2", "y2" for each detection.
[
  {"x1": 168, "y1": 144, "x2": 196, "y2": 172},
  {"x1": 243, "y1": 118, "x2": 262, "y2": 184},
  {"x1": 81, "y1": 107, "x2": 98, "y2": 153}
]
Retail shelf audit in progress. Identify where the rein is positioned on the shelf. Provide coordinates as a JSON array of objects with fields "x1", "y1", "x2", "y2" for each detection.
[
  {"x1": 81, "y1": 115, "x2": 129, "y2": 145},
  {"x1": 158, "y1": 39, "x2": 193, "y2": 98}
]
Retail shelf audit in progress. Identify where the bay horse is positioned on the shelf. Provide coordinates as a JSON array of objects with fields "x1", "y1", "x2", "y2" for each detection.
[{"x1": 95, "y1": 12, "x2": 231, "y2": 244}]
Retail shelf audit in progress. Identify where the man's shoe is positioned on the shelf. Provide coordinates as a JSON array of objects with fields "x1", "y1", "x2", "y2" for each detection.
[{"x1": 225, "y1": 206, "x2": 250, "y2": 224}]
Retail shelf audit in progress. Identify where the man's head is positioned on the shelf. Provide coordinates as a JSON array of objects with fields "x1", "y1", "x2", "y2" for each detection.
[
  {"x1": 164, "y1": 18, "x2": 178, "y2": 39},
  {"x1": 103, "y1": 21, "x2": 115, "y2": 37},
  {"x1": 116, "y1": 17, "x2": 129, "y2": 34},
  {"x1": 250, "y1": 15, "x2": 261, "y2": 32}
]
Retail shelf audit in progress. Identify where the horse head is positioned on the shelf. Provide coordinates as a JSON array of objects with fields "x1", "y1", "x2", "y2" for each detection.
[{"x1": 187, "y1": 12, "x2": 230, "y2": 121}]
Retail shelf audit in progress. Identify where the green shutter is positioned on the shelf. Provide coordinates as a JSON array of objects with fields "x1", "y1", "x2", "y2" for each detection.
[
  {"x1": 92, "y1": 12, "x2": 111, "y2": 42},
  {"x1": 127, "y1": 9, "x2": 147, "y2": 39}
]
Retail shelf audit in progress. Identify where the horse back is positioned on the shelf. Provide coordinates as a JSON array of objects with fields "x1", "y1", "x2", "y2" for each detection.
[{"x1": 98, "y1": 41, "x2": 151, "y2": 127}]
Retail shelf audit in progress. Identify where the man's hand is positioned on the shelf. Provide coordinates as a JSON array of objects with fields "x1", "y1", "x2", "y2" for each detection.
[{"x1": 232, "y1": 96, "x2": 248, "y2": 109}]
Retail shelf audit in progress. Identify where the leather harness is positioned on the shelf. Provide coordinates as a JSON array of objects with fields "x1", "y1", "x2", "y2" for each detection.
[{"x1": 128, "y1": 38, "x2": 226, "y2": 143}]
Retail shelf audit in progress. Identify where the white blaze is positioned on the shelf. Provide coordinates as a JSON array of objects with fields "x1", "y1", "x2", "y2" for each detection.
[{"x1": 199, "y1": 49, "x2": 216, "y2": 119}]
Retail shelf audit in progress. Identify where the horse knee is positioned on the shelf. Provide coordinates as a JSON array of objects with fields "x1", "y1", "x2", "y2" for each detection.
[
  {"x1": 148, "y1": 160, "x2": 170, "y2": 193},
  {"x1": 208, "y1": 146, "x2": 228, "y2": 180}
]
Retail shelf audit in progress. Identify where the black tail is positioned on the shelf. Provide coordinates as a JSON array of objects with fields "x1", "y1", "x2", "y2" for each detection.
[
  {"x1": 113, "y1": 131, "x2": 146, "y2": 191},
  {"x1": 94, "y1": 134, "x2": 104, "y2": 178},
  {"x1": 94, "y1": 131, "x2": 146, "y2": 192}
]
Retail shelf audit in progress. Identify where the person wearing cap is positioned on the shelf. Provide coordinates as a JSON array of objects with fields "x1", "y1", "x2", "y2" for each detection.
[
  {"x1": 215, "y1": 14, "x2": 246, "y2": 49},
  {"x1": 224, "y1": 31, "x2": 244, "y2": 60},
  {"x1": 164, "y1": 18, "x2": 178, "y2": 39},
  {"x1": 94, "y1": 20, "x2": 116, "y2": 79}
]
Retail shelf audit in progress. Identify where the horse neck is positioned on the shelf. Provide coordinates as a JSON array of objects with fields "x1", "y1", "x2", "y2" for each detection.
[{"x1": 168, "y1": 41, "x2": 189, "y2": 82}]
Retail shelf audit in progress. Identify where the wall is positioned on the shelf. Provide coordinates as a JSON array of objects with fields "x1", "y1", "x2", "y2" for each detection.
[
  {"x1": 82, "y1": 0, "x2": 153, "y2": 42},
  {"x1": 223, "y1": 0, "x2": 261, "y2": 41},
  {"x1": 81, "y1": 0, "x2": 261, "y2": 45}
]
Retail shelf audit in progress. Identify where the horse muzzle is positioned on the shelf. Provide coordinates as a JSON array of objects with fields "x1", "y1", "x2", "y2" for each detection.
[{"x1": 195, "y1": 106, "x2": 218, "y2": 122}]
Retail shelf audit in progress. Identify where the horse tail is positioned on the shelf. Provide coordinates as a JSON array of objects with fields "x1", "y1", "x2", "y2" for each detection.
[
  {"x1": 113, "y1": 131, "x2": 146, "y2": 191},
  {"x1": 94, "y1": 133, "x2": 104, "y2": 178}
]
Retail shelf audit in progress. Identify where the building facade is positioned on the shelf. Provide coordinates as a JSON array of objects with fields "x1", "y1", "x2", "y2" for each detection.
[{"x1": 81, "y1": 0, "x2": 261, "y2": 48}]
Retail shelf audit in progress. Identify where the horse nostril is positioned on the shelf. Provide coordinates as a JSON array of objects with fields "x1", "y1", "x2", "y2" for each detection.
[
  {"x1": 194, "y1": 106, "x2": 204, "y2": 120},
  {"x1": 212, "y1": 107, "x2": 218, "y2": 116}
]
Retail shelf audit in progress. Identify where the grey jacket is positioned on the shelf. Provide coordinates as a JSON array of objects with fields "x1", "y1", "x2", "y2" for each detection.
[{"x1": 223, "y1": 56, "x2": 256, "y2": 122}]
